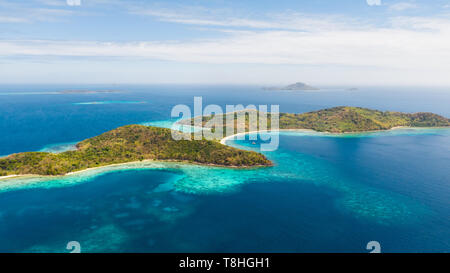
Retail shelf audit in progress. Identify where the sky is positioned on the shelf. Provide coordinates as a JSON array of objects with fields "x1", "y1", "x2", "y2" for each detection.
[{"x1": 1, "y1": 0, "x2": 450, "y2": 86}]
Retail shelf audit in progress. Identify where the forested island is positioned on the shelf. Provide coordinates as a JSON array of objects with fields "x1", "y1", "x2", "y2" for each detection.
[
  {"x1": 0, "y1": 126, "x2": 272, "y2": 177},
  {"x1": 1, "y1": 106, "x2": 449, "y2": 178},
  {"x1": 179, "y1": 106, "x2": 450, "y2": 135}
]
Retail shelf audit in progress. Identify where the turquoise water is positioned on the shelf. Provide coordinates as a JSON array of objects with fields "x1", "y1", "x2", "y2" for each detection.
[
  {"x1": 0, "y1": 85, "x2": 449, "y2": 252},
  {"x1": 39, "y1": 142, "x2": 78, "y2": 153}
]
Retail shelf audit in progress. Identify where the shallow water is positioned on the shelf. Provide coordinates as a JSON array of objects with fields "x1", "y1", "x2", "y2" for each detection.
[
  {"x1": 0, "y1": 85, "x2": 449, "y2": 252},
  {"x1": 39, "y1": 141, "x2": 78, "y2": 153},
  {"x1": 0, "y1": 129, "x2": 449, "y2": 252}
]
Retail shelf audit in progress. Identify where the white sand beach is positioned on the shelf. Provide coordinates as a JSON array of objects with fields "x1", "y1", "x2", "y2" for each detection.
[
  {"x1": 0, "y1": 175, "x2": 20, "y2": 181},
  {"x1": 220, "y1": 129, "x2": 317, "y2": 145},
  {"x1": 218, "y1": 126, "x2": 422, "y2": 145}
]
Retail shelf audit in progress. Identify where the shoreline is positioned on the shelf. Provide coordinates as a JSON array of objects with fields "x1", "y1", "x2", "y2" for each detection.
[
  {"x1": 0, "y1": 175, "x2": 20, "y2": 181},
  {"x1": 0, "y1": 158, "x2": 271, "y2": 182},
  {"x1": 219, "y1": 129, "x2": 315, "y2": 145},
  {"x1": 1, "y1": 126, "x2": 447, "y2": 182},
  {"x1": 218, "y1": 126, "x2": 447, "y2": 144}
]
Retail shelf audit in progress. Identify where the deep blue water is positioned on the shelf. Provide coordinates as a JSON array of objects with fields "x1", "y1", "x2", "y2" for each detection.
[{"x1": 0, "y1": 84, "x2": 449, "y2": 252}]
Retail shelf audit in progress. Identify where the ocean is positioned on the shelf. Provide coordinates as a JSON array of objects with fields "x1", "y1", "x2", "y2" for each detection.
[{"x1": 0, "y1": 84, "x2": 449, "y2": 252}]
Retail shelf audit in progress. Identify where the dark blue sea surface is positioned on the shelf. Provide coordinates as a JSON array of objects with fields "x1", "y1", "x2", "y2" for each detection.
[{"x1": 0, "y1": 84, "x2": 449, "y2": 252}]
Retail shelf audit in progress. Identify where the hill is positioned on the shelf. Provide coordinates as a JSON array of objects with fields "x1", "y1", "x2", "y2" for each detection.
[
  {"x1": 263, "y1": 82, "x2": 319, "y2": 91},
  {"x1": 278, "y1": 107, "x2": 450, "y2": 133},
  {"x1": 179, "y1": 106, "x2": 450, "y2": 134},
  {"x1": 0, "y1": 125, "x2": 272, "y2": 177}
]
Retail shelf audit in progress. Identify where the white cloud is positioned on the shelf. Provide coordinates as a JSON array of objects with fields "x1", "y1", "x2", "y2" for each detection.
[
  {"x1": 66, "y1": 0, "x2": 81, "y2": 6},
  {"x1": 1, "y1": 16, "x2": 449, "y2": 71},
  {"x1": 0, "y1": 0, "x2": 76, "y2": 23},
  {"x1": 2, "y1": 4, "x2": 450, "y2": 85},
  {"x1": 37, "y1": 0, "x2": 66, "y2": 6},
  {"x1": 389, "y1": 2, "x2": 418, "y2": 11},
  {"x1": 135, "y1": 10, "x2": 276, "y2": 29},
  {"x1": 0, "y1": 16, "x2": 28, "y2": 23},
  {"x1": 366, "y1": 0, "x2": 382, "y2": 6},
  {"x1": 133, "y1": 9, "x2": 367, "y2": 32},
  {"x1": 390, "y1": 16, "x2": 450, "y2": 30}
]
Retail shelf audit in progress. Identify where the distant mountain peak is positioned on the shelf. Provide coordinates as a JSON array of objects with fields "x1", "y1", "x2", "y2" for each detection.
[{"x1": 263, "y1": 82, "x2": 319, "y2": 91}]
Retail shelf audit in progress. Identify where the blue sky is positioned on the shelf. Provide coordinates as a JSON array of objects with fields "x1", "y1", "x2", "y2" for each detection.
[{"x1": 1, "y1": 0, "x2": 450, "y2": 86}]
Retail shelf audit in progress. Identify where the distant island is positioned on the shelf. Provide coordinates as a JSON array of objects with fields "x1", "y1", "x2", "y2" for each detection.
[
  {"x1": 58, "y1": 90, "x2": 121, "y2": 94},
  {"x1": 1, "y1": 106, "x2": 449, "y2": 178},
  {"x1": 263, "y1": 82, "x2": 319, "y2": 91},
  {"x1": 0, "y1": 126, "x2": 271, "y2": 177},
  {"x1": 179, "y1": 106, "x2": 450, "y2": 135}
]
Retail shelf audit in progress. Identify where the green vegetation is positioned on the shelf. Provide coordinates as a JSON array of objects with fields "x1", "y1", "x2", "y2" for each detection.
[
  {"x1": 2, "y1": 106, "x2": 448, "y2": 178},
  {"x1": 277, "y1": 107, "x2": 450, "y2": 133},
  {"x1": 180, "y1": 106, "x2": 450, "y2": 134},
  {"x1": 0, "y1": 125, "x2": 272, "y2": 177}
]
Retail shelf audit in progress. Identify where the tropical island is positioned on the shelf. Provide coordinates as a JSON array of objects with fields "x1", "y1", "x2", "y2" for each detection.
[
  {"x1": 263, "y1": 82, "x2": 319, "y2": 91},
  {"x1": 178, "y1": 106, "x2": 450, "y2": 135},
  {"x1": 1, "y1": 106, "x2": 449, "y2": 178},
  {"x1": 0, "y1": 126, "x2": 272, "y2": 177}
]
